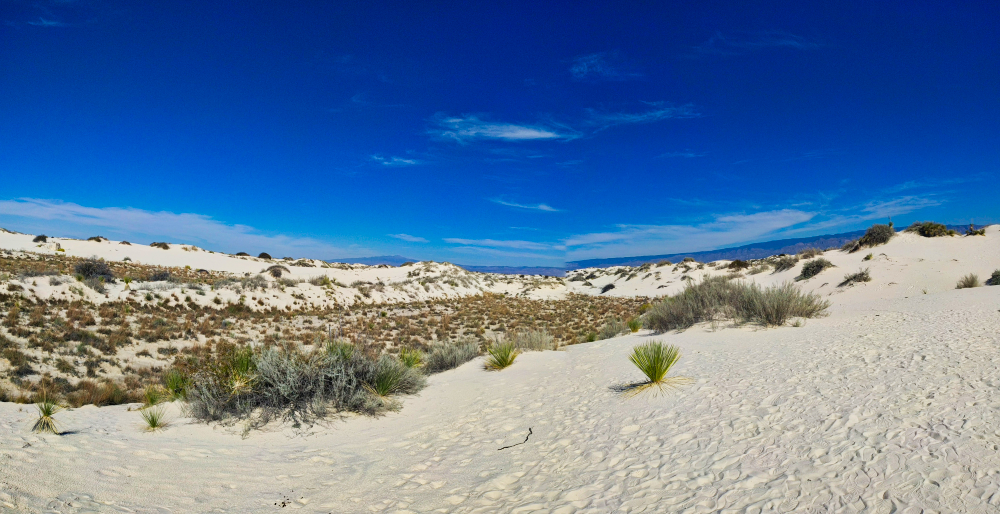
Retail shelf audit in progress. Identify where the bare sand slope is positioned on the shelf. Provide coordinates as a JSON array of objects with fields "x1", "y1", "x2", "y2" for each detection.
[{"x1": 3, "y1": 285, "x2": 1000, "y2": 512}]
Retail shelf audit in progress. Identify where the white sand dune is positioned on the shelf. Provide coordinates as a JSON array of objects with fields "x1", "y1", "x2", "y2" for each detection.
[
  {"x1": 2, "y1": 286, "x2": 1000, "y2": 512},
  {"x1": 3, "y1": 227, "x2": 1000, "y2": 512}
]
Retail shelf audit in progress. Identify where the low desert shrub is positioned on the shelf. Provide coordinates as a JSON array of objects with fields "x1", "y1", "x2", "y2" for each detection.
[
  {"x1": 797, "y1": 248, "x2": 823, "y2": 259},
  {"x1": 965, "y1": 224, "x2": 986, "y2": 236},
  {"x1": 266, "y1": 265, "x2": 290, "y2": 278},
  {"x1": 83, "y1": 277, "x2": 107, "y2": 293},
  {"x1": 627, "y1": 317, "x2": 642, "y2": 333},
  {"x1": 601, "y1": 283, "x2": 616, "y2": 294},
  {"x1": 148, "y1": 270, "x2": 172, "y2": 282},
  {"x1": 508, "y1": 329, "x2": 557, "y2": 351},
  {"x1": 989, "y1": 270, "x2": 1000, "y2": 286},
  {"x1": 844, "y1": 223, "x2": 896, "y2": 253},
  {"x1": 184, "y1": 345, "x2": 426, "y2": 428},
  {"x1": 150, "y1": 242, "x2": 170, "y2": 250},
  {"x1": 33, "y1": 235, "x2": 48, "y2": 243},
  {"x1": 643, "y1": 276, "x2": 829, "y2": 331},
  {"x1": 235, "y1": 252, "x2": 250, "y2": 256},
  {"x1": 798, "y1": 258, "x2": 834, "y2": 280},
  {"x1": 484, "y1": 342, "x2": 518, "y2": 371},
  {"x1": 597, "y1": 319, "x2": 627, "y2": 340},
  {"x1": 772, "y1": 255, "x2": 799, "y2": 273},
  {"x1": 424, "y1": 340, "x2": 480, "y2": 373},
  {"x1": 163, "y1": 369, "x2": 189, "y2": 399},
  {"x1": 839, "y1": 268, "x2": 871, "y2": 287},
  {"x1": 74, "y1": 258, "x2": 115, "y2": 282},
  {"x1": 727, "y1": 260, "x2": 750, "y2": 271},
  {"x1": 905, "y1": 221, "x2": 956, "y2": 237},
  {"x1": 258, "y1": 252, "x2": 272, "y2": 260},
  {"x1": 956, "y1": 274, "x2": 980, "y2": 289}
]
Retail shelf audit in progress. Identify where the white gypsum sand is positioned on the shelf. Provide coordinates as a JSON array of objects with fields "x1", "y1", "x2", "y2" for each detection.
[{"x1": 1, "y1": 226, "x2": 1000, "y2": 511}]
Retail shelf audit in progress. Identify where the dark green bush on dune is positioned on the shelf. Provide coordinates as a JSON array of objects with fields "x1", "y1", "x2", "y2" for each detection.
[{"x1": 905, "y1": 221, "x2": 955, "y2": 237}]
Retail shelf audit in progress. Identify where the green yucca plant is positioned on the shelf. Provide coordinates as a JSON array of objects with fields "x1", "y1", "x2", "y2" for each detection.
[
  {"x1": 163, "y1": 369, "x2": 189, "y2": 400},
  {"x1": 623, "y1": 341, "x2": 688, "y2": 397},
  {"x1": 364, "y1": 358, "x2": 410, "y2": 397},
  {"x1": 141, "y1": 406, "x2": 168, "y2": 431},
  {"x1": 399, "y1": 347, "x2": 424, "y2": 368},
  {"x1": 143, "y1": 385, "x2": 164, "y2": 407},
  {"x1": 32, "y1": 396, "x2": 62, "y2": 434},
  {"x1": 484, "y1": 342, "x2": 519, "y2": 371}
]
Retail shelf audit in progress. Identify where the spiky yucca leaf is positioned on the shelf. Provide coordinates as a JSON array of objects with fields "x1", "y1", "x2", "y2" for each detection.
[
  {"x1": 141, "y1": 405, "x2": 168, "y2": 431},
  {"x1": 32, "y1": 397, "x2": 62, "y2": 434},
  {"x1": 623, "y1": 341, "x2": 688, "y2": 397},
  {"x1": 484, "y1": 342, "x2": 519, "y2": 371},
  {"x1": 399, "y1": 347, "x2": 424, "y2": 368}
]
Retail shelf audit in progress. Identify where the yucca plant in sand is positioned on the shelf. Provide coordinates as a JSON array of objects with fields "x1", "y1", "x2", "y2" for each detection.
[
  {"x1": 484, "y1": 341, "x2": 519, "y2": 371},
  {"x1": 621, "y1": 341, "x2": 689, "y2": 397},
  {"x1": 140, "y1": 405, "x2": 168, "y2": 431},
  {"x1": 32, "y1": 395, "x2": 62, "y2": 434}
]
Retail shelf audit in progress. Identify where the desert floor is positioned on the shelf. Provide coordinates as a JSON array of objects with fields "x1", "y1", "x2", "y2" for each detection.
[{"x1": 3, "y1": 284, "x2": 1000, "y2": 513}]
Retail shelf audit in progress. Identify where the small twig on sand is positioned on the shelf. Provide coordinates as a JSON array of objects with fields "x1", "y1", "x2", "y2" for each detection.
[{"x1": 498, "y1": 428, "x2": 532, "y2": 451}]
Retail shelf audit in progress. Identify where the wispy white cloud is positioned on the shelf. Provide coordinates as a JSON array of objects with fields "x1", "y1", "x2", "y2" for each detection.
[
  {"x1": 491, "y1": 199, "x2": 562, "y2": 212},
  {"x1": 443, "y1": 238, "x2": 560, "y2": 251},
  {"x1": 27, "y1": 17, "x2": 68, "y2": 27},
  {"x1": 586, "y1": 102, "x2": 701, "y2": 131},
  {"x1": 0, "y1": 198, "x2": 362, "y2": 258},
  {"x1": 690, "y1": 31, "x2": 822, "y2": 57},
  {"x1": 428, "y1": 113, "x2": 578, "y2": 143},
  {"x1": 387, "y1": 233, "x2": 428, "y2": 243},
  {"x1": 569, "y1": 51, "x2": 642, "y2": 81},
  {"x1": 658, "y1": 151, "x2": 706, "y2": 159},
  {"x1": 371, "y1": 155, "x2": 420, "y2": 166}
]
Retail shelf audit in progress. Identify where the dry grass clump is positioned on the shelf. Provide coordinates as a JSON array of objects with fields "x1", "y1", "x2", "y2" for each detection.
[
  {"x1": 643, "y1": 276, "x2": 829, "y2": 332},
  {"x1": 484, "y1": 341, "x2": 518, "y2": 371},
  {"x1": 507, "y1": 329, "x2": 558, "y2": 351},
  {"x1": 956, "y1": 274, "x2": 980, "y2": 289},
  {"x1": 905, "y1": 221, "x2": 956, "y2": 237},
  {"x1": 798, "y1": 258, "x2": 834, "y2": 280}
]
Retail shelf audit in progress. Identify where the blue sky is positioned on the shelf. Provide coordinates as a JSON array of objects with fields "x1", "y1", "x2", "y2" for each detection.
[{"x1": 1, "y1": 1, "x2": 997, "y2": 266}]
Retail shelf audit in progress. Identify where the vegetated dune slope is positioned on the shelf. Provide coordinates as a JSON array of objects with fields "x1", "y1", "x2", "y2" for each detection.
[
  {"x1": 2, "y1": 226, "x2": 1000, "y2": 512},
  {"x1": 4, "y1": 226, "x2": 1000, "y2": 309}
]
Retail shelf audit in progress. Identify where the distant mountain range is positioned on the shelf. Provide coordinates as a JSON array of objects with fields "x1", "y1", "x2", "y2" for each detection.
[
  {"x1": 333, "y1": 224, "x2": 983, "y2": 274},
  {"x1": 566, "y1": 230, "x2": 869, "y2": 269}
]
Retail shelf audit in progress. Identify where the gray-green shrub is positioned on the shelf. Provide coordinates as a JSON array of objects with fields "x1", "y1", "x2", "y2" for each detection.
[
  {"x1": 424, "y1": 340, "x2": 480, "y2": 373},
  {"x1": 643, "y1": 276, "x2": 829, "y2": 332},
  {"x1": 798, "y1": 258, "x2": 834, "y2": 279}
]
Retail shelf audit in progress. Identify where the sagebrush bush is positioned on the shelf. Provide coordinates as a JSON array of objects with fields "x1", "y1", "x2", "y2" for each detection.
[
  {"x1": 839, "y1": 268, "x2": 871, "y2": 287},
  {"x1": 956, "y1": 274, "x2": 980, "y2": 289},
  {"x1": 727, "y1": 260, "x2": 750, "y2": 270},
  {"x1": 258, "y1": 252, "x2": 272, "y2": 260},
  {"x1": 148, "y1": 270, "x2": 171, "y2": 282},
  {"x1": 597, "y1": 319, "x2": 627, "y2": 340},
  {"x1": 797, "y1": 248, "x2": 822, "y2": 259},
  {"x1": 798, "y1": 258, "x2": 834, "y2": 279},
  {"x1": 601, "y1": 283, "x2": 616, "y2": 294},
  {"x1": 905, "y1": 221, "x2": 956, "y2": 237},
  {"x1": 74, "y1": 258, "x2": 115, "y2": 282},
  {"x1": 424, "y1": 340, "x2": 480, "y2": 373},
  {"x1": 150, "y1": 242, "x2": 170, "y2": 250},
  {"x1": 772, "y1": 255, "x2": 799, "y2": 273},
  {"x1": 185, "y1": 345, "x2": 426, "y2": 428},
  {"x1": 33, "y1": 235, "x2": 48, "y2": 243},
  {"x1": 989, "y1": 270, "x2": 1000, "y2": 286},
  {"x1": 643, "y1": 276, "x2": 829, "y2": 331},
  {"x1": 844, "y1": 223, "x2": 895, "y2": 253}
]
